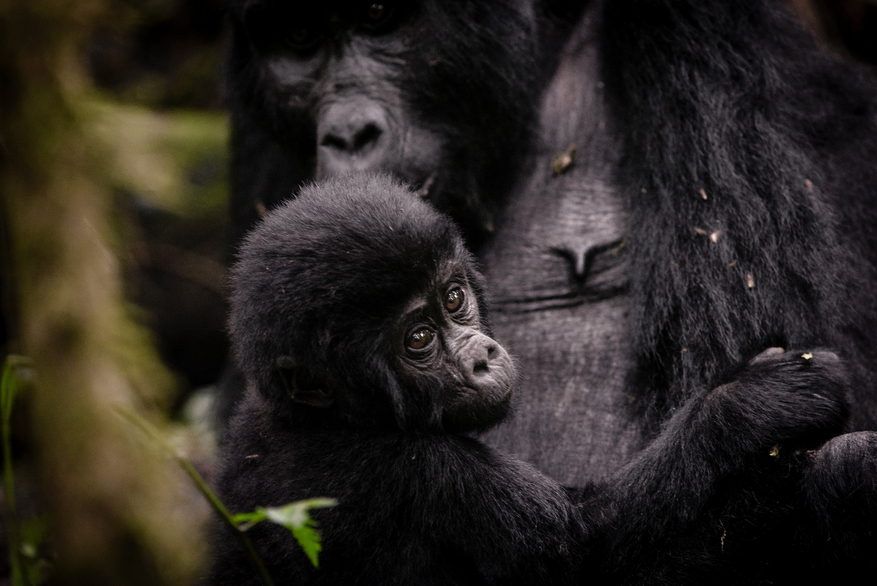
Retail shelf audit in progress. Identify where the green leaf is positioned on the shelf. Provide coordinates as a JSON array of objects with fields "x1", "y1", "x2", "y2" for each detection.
[
  {"x1": 259, "y1": 499, "x2": 337, "y2": 568},
  {"x1": 290, "y1": 523, "x2": 322, "y2": 569},
  {"x1": 2, "y1": 356, "x2": 34, "y2": 586},
  {"x1": 232, "y1": 511, "x2": 267, "y2": 525},
  {"x1": 2, "y1": 356, "x2": 31, "y2": 427}
]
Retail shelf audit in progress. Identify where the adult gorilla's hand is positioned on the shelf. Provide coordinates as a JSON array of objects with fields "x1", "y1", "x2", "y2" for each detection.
[{"x1": 585, "y1": 348, "x2": 851, "y2": 584}]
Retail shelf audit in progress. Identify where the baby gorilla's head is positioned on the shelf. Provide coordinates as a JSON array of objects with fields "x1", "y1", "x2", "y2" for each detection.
[{"x1": 230, "y1": 174, "x2": 516, "y2": 433}]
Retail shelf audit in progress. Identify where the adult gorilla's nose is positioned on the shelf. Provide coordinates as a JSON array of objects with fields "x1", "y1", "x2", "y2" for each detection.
[{"x1": 316, "y1": 99, "x2": 390, "y2": 177}]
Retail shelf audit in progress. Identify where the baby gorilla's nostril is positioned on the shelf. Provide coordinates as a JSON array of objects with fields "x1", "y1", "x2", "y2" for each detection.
[
  {"x1": 473, "y1": 360, "x2": 489, "y2": 374},
  {"x1": 473, "y1": 344, "x2": 498, "y2": 375}
]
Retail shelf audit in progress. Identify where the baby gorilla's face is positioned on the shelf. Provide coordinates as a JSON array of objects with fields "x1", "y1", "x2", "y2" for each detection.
[{"x1": 394, "y1": 265, "x2": 516, "y2": 433}]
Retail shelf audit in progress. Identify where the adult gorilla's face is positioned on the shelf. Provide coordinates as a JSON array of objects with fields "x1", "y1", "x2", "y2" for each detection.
[{"x1": 227, "y1": 0, "x2": 541, "y2": 243}]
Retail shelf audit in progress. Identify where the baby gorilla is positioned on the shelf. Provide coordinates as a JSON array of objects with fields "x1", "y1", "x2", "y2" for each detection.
[{"x1": 212, "y1": 175, "x2": 851, "y2": 585}]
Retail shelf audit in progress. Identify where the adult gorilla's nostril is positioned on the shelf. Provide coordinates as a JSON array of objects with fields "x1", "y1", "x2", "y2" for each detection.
[
  {"x1": 353, "y1": 123, "x2": 383, "y2": 152},
  {"x1": 320, "y1": 133, "x2": 349, "y2": 151},
  {"x1": 319, "y1": 123, "x2": 383, "y2": 154},
  {"x1": 317, "y1": 100, "x2": 390, "y2": 175}
]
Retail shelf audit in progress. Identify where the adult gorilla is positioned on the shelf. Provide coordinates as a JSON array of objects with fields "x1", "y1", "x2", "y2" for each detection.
[
  {"x1": 478, "y1": 0, "x2": 877, "y2": 482},
  {"x1": 222, "y1": 0, "x2": 877, "y2": 578}
]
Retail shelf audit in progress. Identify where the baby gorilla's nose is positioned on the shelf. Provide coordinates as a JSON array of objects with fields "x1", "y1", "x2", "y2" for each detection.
[
  {"x1": 456, "y1": 332, "x2": 516, "y2": 392},
  {"x1": 463, "y1": 334, "x2": 498, "y2": 375}
]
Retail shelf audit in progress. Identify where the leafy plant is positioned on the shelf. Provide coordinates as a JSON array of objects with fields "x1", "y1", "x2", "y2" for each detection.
[
  {"x1": 233, "y1": 499, "x2": 337, "y2": 568},
  {"x1": 116, "y1": 407, "x2": 335, "y2": 585},
  {"x1": 2, "y1": 355, "x2": 35, "y2": 586}
]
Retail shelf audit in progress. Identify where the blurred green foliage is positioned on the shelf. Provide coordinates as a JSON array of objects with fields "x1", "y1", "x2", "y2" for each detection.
[{"x1": 85, "y1": 100, "x2": 229, "y2": 218}]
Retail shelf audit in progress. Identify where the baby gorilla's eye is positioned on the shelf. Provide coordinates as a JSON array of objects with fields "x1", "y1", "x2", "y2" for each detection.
[
  {"x1": 445, "y1": 287, "x2": 464, "y2": 313},
  {"x1": 407, "y1": 328, "x2": 434, "y2": 350}
]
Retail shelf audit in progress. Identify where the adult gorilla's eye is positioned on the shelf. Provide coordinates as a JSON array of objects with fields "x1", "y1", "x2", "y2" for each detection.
[
  {"x1": 368, "y1": 4, "x2": 385, "y2": 20},
  {"x1": 291, "y1": 28, "x2": 310, "y2": 44},
  {"x1": 407, "y1": 328, "x2": 434, "y2": 351},
  {"x1": 243, "y1": 4, "x2": 323, "y2": 55},
  {"x1": 446, "y1": 288, "x2": 464, "y2": 313},
  {"x1": 287, "y1": 27, "x2": 322, "y2": 52},
  {"x1": 361, "y1": 3, "x2": 395, "y2": 31}
]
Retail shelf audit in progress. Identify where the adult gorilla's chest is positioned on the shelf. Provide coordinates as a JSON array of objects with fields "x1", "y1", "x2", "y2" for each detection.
[
  {"x1": 479, "y1": 170, "x2": 644, "y2": 485},
  {"x1": 478, "y1": 21, "x2": 646, "y2": 485}
]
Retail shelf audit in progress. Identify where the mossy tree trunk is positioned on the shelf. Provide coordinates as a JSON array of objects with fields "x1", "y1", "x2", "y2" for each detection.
[{"x1": 0, "y1": 2, "x2": 204, "y2": 584}]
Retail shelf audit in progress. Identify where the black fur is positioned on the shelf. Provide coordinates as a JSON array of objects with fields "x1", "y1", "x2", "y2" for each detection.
[
  {"x1": 212, "y1": 0, "x2": 553, "y2": 424},
  {"x1": 216, "y1": 176, "x2": 584, "y2": 584},
  {"x1": 220, "y1": 0, "x2": 877, "y2": 578},
  {"x1": 600, "y1": 0, "x2": 877, "y2": 428},
  {"x1": 212, "y1": 175, "x2": 853, "y2": 585},
  {"x1": 223, "y1": 0, "x2": 544, "y2": 248},
  {"x1": 597, "y1": 2, "x2": 877, "y2": 576}
]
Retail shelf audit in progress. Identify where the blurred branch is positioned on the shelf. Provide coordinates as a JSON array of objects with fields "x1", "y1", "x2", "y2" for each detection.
[
  {"x1": 115, "y1": 406, "x2": 275, "y2": 586},
  {"x1": 136, "y1": 241, "x2": 226, "y2": 296}
]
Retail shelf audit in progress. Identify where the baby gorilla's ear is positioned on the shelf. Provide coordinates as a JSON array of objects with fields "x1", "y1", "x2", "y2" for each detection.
[{"x1": 276, "y1": 356, "x2": 334, "y2": 408}]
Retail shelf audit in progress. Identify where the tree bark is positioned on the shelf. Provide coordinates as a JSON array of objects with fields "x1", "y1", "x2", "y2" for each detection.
[{"x1": 0, "y1": 2, "x2": 205, "y2": 584}]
